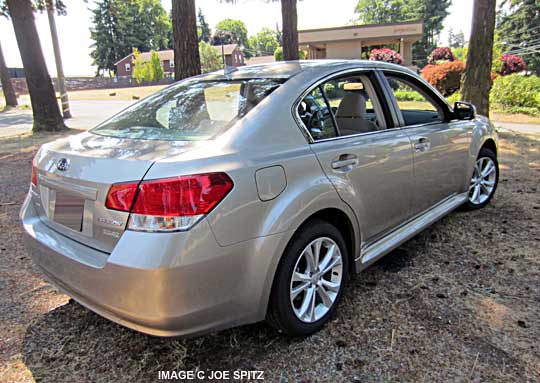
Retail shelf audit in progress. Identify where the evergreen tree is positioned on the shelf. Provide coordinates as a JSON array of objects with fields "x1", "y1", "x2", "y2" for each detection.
[
  {"x1": 449, "y1": 29, "x2": 466, "y2": 48},
  {"x1": 90, "y1": 0, "x2": 171, "y2": 75},
  {"x1": 198, "y1": 8, "x2": 211, "y2": 43},
  {"x1": 498, "y1": 0, "x2": 540, "y2": 74},
  {"x1": 90, "y1": 0, "x2": 129, "y2": 76}
]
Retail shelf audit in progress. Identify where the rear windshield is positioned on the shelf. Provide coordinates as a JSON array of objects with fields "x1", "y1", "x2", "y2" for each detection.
[{"x1": 92, "y1": 78, "x2": 284, "y2": 141}]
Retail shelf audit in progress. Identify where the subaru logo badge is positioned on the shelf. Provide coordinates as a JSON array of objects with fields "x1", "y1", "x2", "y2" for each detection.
[{"x1": 56, "y1": 158, "x2": 70, "y2": 172}]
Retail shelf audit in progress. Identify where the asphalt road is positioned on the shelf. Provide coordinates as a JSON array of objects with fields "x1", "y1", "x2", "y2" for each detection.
[{"x1": 0, "y1": 100, "x2": 133, "y2": 137}]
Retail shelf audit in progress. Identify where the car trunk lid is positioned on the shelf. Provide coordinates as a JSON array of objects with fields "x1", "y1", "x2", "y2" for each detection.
[{"x1": 32, "y1": 131, "x2": 199, "y2": 253}]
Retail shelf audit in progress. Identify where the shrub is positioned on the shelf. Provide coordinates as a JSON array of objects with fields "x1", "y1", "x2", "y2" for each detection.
[
  {"x1": 499, "y1": 54, "x2": 527, "y2": 76},
  {"x1": 428, "y1": 47, "x2": 455, "y2": 64},
  {"x1": 421, "y1": 60, "x2": 466, "y2": 96},
  {"x1": 394, "y1": 90, "x2": 425, "y2": 102},
  {"x1": 446, "y1": 91, "x2": 461, "y2": 105},
  {"x1": 274, "y1": 47, "x2": 306, "y2": 61},
  {"x1": 369, "y1": 48, "x2": 403, "y2": 65},
  {"x1": 491, "y1": 74, "x2": 540, "y2": 114}
]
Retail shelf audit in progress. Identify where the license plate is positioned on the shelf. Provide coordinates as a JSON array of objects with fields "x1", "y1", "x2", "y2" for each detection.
[{"x1": 54, "y1": 191, "x2": 84, "y2": 231}]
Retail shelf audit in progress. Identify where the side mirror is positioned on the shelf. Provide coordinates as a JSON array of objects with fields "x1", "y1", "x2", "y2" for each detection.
[{"x1": 454, "y1": 101, "x2": 476, "y2": 120}]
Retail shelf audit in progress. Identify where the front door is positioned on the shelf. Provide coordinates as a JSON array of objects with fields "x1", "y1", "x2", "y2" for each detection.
[
  {"x1": 297, "y1": 71, "x2": 414, "y2": 245},
  {"x1": 380, "y1": 72, "x2": 472, "y2": 215}
]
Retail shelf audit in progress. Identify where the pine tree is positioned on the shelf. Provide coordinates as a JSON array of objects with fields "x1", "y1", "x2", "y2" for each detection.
[
  {"x1": 198, "y1": 8, "x2": 211, "y2": 43},
  {"x1": 498, "y1": 0, "x2": 540, "y2": 74},
  {"x1": 90, "y1": 0, "x2": 171, "y2": 76}
]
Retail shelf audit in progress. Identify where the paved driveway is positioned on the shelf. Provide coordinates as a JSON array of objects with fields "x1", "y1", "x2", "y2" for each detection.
[{"x1": 0, "y1": 100, "x2": 133, "y2": 137}]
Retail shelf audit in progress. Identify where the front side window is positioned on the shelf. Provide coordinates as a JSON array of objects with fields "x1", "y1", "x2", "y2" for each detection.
[
  {"x1": 297, "y1": 72, "x2": 384, "y2": 141},
  {"x1": 298, "y1": 87, "x2": 337, "y2": 140},
  {"x1": 385, "y1": 75, "x2": 445, "y2": 126},
  {"x1": 125, "y1": 63, "x2": 131, "y2": 72},
  {"x1": 92, "y1": 78, "x2": 283, "y2": 141}
]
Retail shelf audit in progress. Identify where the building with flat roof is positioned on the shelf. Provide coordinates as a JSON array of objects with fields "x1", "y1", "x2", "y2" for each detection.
[{"x1": 298, "y1": 20, "x2": 423, "y2": 67}]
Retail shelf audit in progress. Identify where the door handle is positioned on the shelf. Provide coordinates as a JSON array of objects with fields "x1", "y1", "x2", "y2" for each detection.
[
  {"x1": 331, "y1": 154, "x2": 359, "y2": 170},
  {"x1": 414, "y1": 137, "x2": 431, "y2": 153}
]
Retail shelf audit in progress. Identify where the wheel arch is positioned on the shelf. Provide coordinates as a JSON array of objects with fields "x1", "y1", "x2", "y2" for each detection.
[{"x1": 480, "y1": 138, "x2": 497, "y2": 156}]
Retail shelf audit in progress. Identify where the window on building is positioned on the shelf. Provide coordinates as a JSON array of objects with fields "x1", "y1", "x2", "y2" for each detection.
[
  {"x1": 125, "y1": 63, "x2": 131, "y2": 72},
  {"x1": 169, "y1": 60, "x2": 174, "y2": 68}
]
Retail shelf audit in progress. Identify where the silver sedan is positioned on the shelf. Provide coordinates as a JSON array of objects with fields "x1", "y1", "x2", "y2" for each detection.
[{"x1": 21, "y1": 60, "x2": 499, "y2": 337}]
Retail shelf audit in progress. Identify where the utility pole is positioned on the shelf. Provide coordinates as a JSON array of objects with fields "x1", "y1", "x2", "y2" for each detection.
[{"x1": 47, "y1": 6, "x2": 71, "y2": 119}]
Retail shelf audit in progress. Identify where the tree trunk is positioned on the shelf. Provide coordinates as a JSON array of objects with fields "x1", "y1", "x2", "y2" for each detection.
[
  {"x1": 461, "y1": 0, "x2": 496, "y2": 117},
  {"x1": 172, "y1": 0, "x2": 201, "y2": 80},
  {"x1": 0, "y1": 41, "x2": 18, "y2": 107},
  {"x1": 281, "y1": 0, "x2": 299, "y2": 61},
  {"x1": 6, "y1": 0, "x2": 65, "y2": 132}
]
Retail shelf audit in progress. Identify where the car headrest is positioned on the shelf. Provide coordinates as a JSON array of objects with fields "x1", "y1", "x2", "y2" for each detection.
[{"x1": 336, "y1": 92, "x2": 367, "y2": 118}]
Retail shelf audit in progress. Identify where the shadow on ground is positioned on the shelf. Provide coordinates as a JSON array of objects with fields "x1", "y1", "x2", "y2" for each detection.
[{"x1": 0, "y1": 131, "x2": 537, "y2": 382}]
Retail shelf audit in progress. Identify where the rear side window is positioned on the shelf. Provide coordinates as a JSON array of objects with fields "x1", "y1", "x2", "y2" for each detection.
[
  {"x1": 92, "y1": 78, "x2": 283, "y2": 141},
  {"x1": 385, "y1": 75, "x2": 445, "y2": 126}
]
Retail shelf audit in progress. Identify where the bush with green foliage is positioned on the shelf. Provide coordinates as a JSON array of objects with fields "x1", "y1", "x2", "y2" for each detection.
[
  {"x1": 421, "y1": 60, "x2": 465, "y2": 96},
  {"x1": 491, "y1": 74, "x2": 540, "y2": 115},
  {"x1": 274, "y1": 47, "x2": 306, "y2": 61},
  {"x1": 150, "y1": 51, "x2": 164, "y2": 81},
  {"x1": 446, "y1": 91, "x2": 461, "y2": 105},
  {"x1": 199, "y1": 41, "x2": 222, "y2": 73},
  {"x1": 394, "y1": 90, "x2": 425, "y2": 102}
]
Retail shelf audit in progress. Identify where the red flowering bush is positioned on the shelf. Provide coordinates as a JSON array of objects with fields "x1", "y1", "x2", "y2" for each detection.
[
  {"x1": 428, "y1": 47, "x2": 455, "y2": 64},
  {"x1": 499, "y1": 54, "x2": 527, "y2": 75},
  {"x1": 369, "y1": 48, "x2": 403, "y2": 65},
  {"x1": 421, "y1": 60, "x2": 466, "y2": 96}
]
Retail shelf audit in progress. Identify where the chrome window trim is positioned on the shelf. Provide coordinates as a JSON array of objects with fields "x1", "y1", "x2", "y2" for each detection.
[{"x1": 292, "y1": 68, "x2": 390, "y2": 144}]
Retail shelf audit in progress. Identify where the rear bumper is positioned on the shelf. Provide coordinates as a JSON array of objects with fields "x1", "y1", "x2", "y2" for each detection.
[{"x1": 20, "y1": 193, "x2": 288, "y2": 337}]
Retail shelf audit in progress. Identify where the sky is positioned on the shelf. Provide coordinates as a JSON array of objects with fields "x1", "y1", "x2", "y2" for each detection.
[{"x1": 0, "y1": 0, "x2": 474, "y2": 76}]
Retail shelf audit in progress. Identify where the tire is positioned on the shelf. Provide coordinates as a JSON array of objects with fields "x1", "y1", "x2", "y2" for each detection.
[
  {"x1": 462, "y1": 147, "x2": 499, "y2": 211},
  {"x1": 267, "y1": 219, "x2": 349, "y2": 336}
]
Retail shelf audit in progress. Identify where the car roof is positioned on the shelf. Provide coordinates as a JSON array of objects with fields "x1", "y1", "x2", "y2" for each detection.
[{"x1": 201, "y1": 59, "x2": 416, "y2": 81}]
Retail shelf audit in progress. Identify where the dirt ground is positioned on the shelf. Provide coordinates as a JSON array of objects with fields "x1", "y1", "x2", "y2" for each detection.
[{"x1": 0, "y1": 130, "x2": 539, "y2": 382}]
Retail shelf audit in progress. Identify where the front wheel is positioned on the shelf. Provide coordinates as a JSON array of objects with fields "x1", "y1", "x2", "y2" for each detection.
[
  {"x1": 463, "y1": 147, "x2": 499, "y2": 210},
  {"x1": 267, "y1": 219, "x2": 349, "y2": 336}
]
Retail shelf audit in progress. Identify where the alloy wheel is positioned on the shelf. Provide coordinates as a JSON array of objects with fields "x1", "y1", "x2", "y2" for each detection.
[
  {"x1": 289, "y1": 237, "x2": 343, "y2": 323},
  {"x1": 469, "y1": 157, "x2": 497, "y2": 205}
]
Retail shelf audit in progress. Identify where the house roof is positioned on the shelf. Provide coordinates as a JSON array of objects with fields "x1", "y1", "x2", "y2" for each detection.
[
  {"x1": 211, "y1": 44, "x2": 238, "y2": 55},
  {"x1": 245, "y1": 55, "x2": 275, "y2": 66}
]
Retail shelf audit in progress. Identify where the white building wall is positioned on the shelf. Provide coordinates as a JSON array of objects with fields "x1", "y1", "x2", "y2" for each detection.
[{"x1": 325, "y1": 41, "x2": 363, "y2": 60}]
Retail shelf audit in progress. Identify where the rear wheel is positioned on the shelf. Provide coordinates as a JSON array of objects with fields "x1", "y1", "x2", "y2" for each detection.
[
  {"x1": 267, "y1": 219, "x2": 349, "y2": 336},
  {"x1": 463, "y1": 147, "x2": 499, "y2": 210}
]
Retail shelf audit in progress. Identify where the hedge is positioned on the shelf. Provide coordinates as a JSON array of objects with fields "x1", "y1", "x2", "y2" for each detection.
[
  {"x1": 491, "y1": 74, "x2": 540, "y2": 115},
  {"x1": 421, "y1": 60, "x2": 465, "y2": 97}
]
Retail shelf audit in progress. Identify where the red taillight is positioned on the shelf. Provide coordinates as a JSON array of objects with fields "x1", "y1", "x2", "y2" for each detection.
[
  {"x1": 105, "y1": 173, "x2": 233, "y2": 217},
  {"x1": 31, "y1": 158, "x2": 38, "y2": 186},
  {"x1": 132, "y1": 173, "x2": 233, "y2": 216},
  {"x1": 105, "y1": 182, "x2": 138, "y2": 211}
]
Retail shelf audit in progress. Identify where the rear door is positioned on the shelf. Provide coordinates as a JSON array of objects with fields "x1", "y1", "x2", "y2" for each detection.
[
  {"x1": 298, "y1": 70, "x2": 414, "y2": 245},
  {"x1": 379, "y1": 71, "x2": 472, "y2": 215}
]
